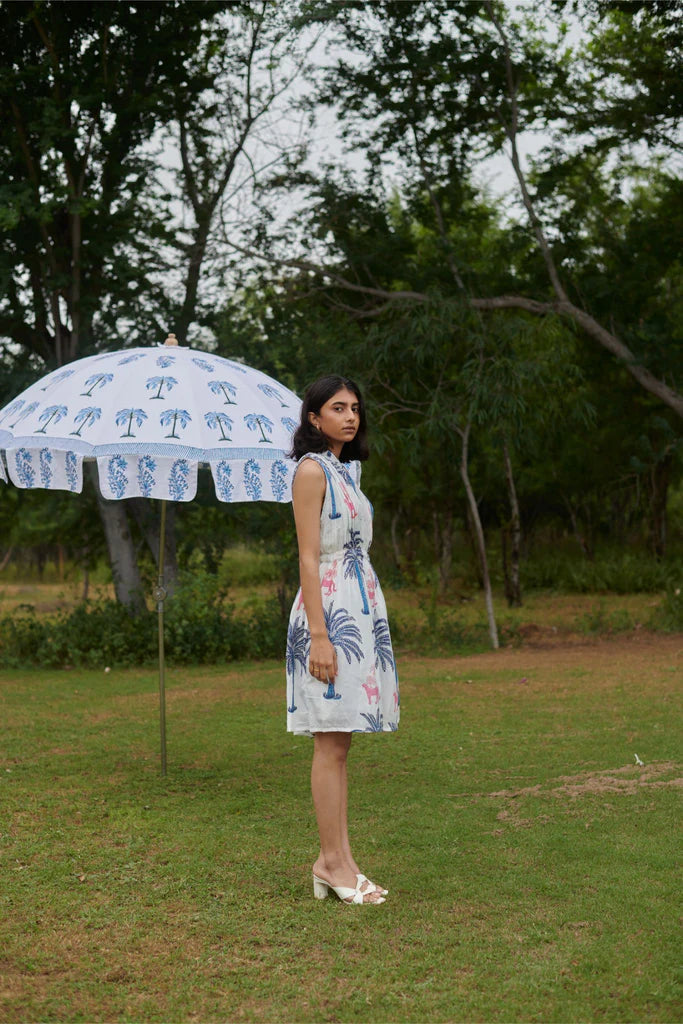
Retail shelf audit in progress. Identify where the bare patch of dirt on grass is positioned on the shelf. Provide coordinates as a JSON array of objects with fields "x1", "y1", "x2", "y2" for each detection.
[{"x1": 490, "y1": 760, "x2": 681, "y2": 802}]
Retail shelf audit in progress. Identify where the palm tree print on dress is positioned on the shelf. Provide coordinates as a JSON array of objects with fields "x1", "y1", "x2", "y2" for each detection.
[
  {"x1": 343, "y1": 529, "x2": 370, "y2": 614},
  {"x1": 146, "y1": 375, "x2": 178, "y2": 399},
  {"x1": 286, "y1": 617, "x2": 310, "y2": 712},
  {"x1": 243, "y1": 413, "x2": 274, "y2": 443},
  {"x1": 324, "y1": 603, "x2": 363, "y2": 664},
  {"x1": 360, "y1": 709, "x2": 384, "y2": 732},
  {"x1": 372, "y1": 618, "x2": 395, "y2": 673},
  {"x1": 115, "y1": 408, "x2": 148, "y2": 437},
  {"x1": 257, "y1": 382, "x2": 288, "y2": 407},
  {"x1": 70, "y1": 407, "x2": 102, "y2": 436},
  {"x1": 208, "y1": 380, "x2": 237, "y2": 405},
  {"x1": 204, "y1": 411, "x2": 233, "y2": 441},
  {"x1": 160, "y1": 408, "x2": 191, "y2": 438},
  {"x1": 81, "y1": 372, "x2": 113, "y2": 397},
  {"x1": 36, "y1": 405, "x2": 68, "y2": 434}
]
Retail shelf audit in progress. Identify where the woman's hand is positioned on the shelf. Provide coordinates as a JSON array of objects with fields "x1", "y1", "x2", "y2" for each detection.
[{"x1": 309, "y1": 633, "x2": 338, "y2": 683}]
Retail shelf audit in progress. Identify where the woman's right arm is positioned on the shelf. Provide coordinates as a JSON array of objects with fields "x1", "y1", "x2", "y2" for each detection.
[{"x1": 292, "y1": 460, "x2": 338, "y2": 683}]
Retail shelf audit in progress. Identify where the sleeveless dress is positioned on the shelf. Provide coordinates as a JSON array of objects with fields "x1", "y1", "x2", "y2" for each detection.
[{"x1": 286, "y1": 450, "x2": 400, "y2": 736}]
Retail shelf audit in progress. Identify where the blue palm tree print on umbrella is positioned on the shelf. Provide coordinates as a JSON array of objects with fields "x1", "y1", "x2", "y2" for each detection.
[
  {"x1": 115, "y1": 408, "x2": 148, "y2": 437},
  {"x1": 208, "y1": 380, "x2": 237, "y2": 405},
  {"x1": 40, "y1": 368, "x2": 74, "y2": 392},
  {"x1": 204, "y1": 411, "x2": 233, "y2": 441},
  {"x1": 324, "y1": 603, "x2": 363, "y2": 664},
  {"x1": 257, "y1": 382, "x2": 288, "y2": 407},
  {"x1": 81, "y1": 372, "x2": 113, "y2": 397},
  {"x1": 156, "y1": 355, "x2": 175, "y2": 368},
  {"x1": 70, "y1": 407, "x2": 102, "y2": 437},
  {"x1": 0, "y1": 399, "x2": 24, "y2": 426},
  {"x1": 243, "y1": 413, "x2": 273, "y2": 443},
  {"x1": 192, "y1": 357, "x2": 214, "y2": 372},
  {"x1": 160, "y1": 408, "x2": 191, "y2": 438},
  {"x1": 372, "y1": 618, "x2": 395, "y2": 672},
  {"x1": 36, "y1": 405, "x2": 68, "y2": 434},
  {"x1": 146, "y1": 376, "x2": 178, "y2": 399},
  {"x1": 280, "y1": 416, "x2": 298, "y2": 433},
  {"x1": 286, "y1": 616, "x2": 310, "y2": 712},
  {"x1": 343, "y1": 530, "x2": 370, "y2": 615},
  {"x1": 10, "y1": 401, "x2": 39, "y2": 429}
]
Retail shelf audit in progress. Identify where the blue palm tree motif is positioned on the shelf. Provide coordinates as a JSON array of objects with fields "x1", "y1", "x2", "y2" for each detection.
[
  {"x1": 156, "y1": 355, "x2": 175, "y2": 368},
  {"x1": 70, "y1": 406, "x2": 102, "y2": 437},
  {"x1": 117, "y1": 353, "x2": 145, "y2": 365},
  {"x1": 270, "y1": 460, "x2": 288, "y2": 501},
  {"x1": 208, "y1": 380, "x2": 237, "y2": 405},
  {"x1": 320, "y1": 463, "x2": 341, "y2": 520},
  {"x1": 223, "y1": 360, "x2": 247, "y2": 374},
  {"x1": 323, "y1": 680, "x2": 342, "y2": 701},
  {"x1": 324, "y1": 603, "x2": 363, "y2": 664},
  {"x1": 280, "y1": 416, "x2": 298, "y2": 433},
  {"x1": 65, "y1": 451, "x2": 78, "y2": 491},
  {"x1": 39, "y1": 449, "x2": 53, "y2": 487},
  {"x1": 36, "y1": 405, "x2": 68, "y2": 434},
  {"x1": 215, "y1": 461, "x2": 233, "y2": 501},
  {"x1": 160, "y1": 408, "x2": 191, "y2": 438},
  {"x1": 40, "y1": 368, "x2": 74, "y2": 391},
  {"x1": 115, "y1": 408, "x2": 148, "y2": 437},
  {"x1": 243, "y1": 413, "x2": 273, "y2": 443},
  {"x1": 169, "y1": 459, "x2": 190, "y2": 500},
  {"x1": 0, "y1": 399, "x2": 24, "y2": 426},
  {"x1": 10, "y1": 401, "x2": 39, "y2": 428},
  {"x1": 15, "y1": 449, "x2": 35, "y2": 487},
  {"x1": 146, "y1": 375, "x2": 178, "y2": 399},
  {"x1": 204, "y1": 411, "x2": 233, "y2": 441},
  {"x1": 243, "y1": 458, "x2": 262, "y2": 499},
  {"x1": 81, "y1": 372, "x2": 113, "y2": 397},
  {"x1": 107, "y1": 454, "x2": 128, "y2": 498},
  {"x1": 343, "y1": 530, "x2": 370, "y2": 615},
  {"x1": 286, "y1": 617, "x2": 310, "y2": 712},
  {"x1": 360, "y1": 709, "x2": 384, "y2": 732},
  {"x1": 137, "y1": 455, "x2": 157, "y2": 497},
  {"x1": 192, "y1": 357, "x2": 214, "y2": 373},
  {"x1": 257, "y1": 382, "x2": 288, "y2": 407},
  {"x1": 372, "y1": 618, "x2": 395, "y2": 673}
]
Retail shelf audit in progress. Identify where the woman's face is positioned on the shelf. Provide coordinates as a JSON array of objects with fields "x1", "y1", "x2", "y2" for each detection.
[{"x1": 310, "y1": 387, "x2": 360, "y2": 452}]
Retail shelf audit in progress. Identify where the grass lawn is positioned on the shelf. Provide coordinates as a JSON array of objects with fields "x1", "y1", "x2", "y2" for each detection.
[{"x1": 0, "y1": 635, "x2": 680, "y2": 1023}]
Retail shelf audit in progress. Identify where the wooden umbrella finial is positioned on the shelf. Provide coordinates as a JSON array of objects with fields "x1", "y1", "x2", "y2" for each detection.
[{"x1": 164, "y1": 333, "x2": 178, "y2": 347}]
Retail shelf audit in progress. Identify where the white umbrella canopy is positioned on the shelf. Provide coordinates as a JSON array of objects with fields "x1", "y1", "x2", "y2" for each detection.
[
  {"x1": 0, "y1": 335, "x2": 302, "y2": 773},
  {"x1": 0, "y1": 335, "x2": 301, "y2": 502}
]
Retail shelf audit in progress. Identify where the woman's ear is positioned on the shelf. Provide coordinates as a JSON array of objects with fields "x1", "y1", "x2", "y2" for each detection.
[{"x1": 308, "y1": 411, "x2": 319, "y2": 429}]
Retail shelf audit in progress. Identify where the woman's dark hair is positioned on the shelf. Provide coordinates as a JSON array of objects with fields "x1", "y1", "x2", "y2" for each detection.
[{"x1": 289, "y1": 374, "x2": 369, "y2": 462}]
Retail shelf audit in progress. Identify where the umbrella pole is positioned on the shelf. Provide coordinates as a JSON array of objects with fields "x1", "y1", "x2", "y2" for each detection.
[{"x1": 156, "y1": 499, "x2": 168, "y2": 776}]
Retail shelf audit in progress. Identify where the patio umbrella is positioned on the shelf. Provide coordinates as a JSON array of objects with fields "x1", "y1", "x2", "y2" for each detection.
[{"x1": 0, "y1": 334, "x2": 301, "y2": 772}]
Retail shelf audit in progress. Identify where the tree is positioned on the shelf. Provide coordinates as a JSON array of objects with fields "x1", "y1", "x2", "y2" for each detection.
[{"x1": 293, "y1": 0, "x2": 682, "y2": 418}]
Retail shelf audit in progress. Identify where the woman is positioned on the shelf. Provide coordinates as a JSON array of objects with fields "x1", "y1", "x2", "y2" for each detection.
[{"x1": 286, "y1": 375, "x2": 399, "y2": 906}]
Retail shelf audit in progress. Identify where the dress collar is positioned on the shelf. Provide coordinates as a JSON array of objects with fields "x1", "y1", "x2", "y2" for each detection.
[{"x1": 324, "y1": 449, "x2": 357, "y2": 491}]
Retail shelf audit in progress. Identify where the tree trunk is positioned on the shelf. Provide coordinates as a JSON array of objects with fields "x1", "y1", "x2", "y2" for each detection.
[
  {"x1": 87, "y1": 462, "x2": 146, "y2": 614},
  {"x1": 502, "y1": 439, "x2": 522, "y2": 607},
  {"x1": 433, "y1": 508, "x2": 454, "y2": 595},
  {"x1": 649, "y1": 453, "x2": 672, "y2": 559},
  {"x1": 459, "y1": 423, "x2": 499, "y2": 649},
  {"x1": 129, "y1": 497, "x2": 179, "y2": 597}
]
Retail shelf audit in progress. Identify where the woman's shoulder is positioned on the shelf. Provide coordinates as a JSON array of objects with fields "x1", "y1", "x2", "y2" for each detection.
[{"x1": 292, "y1": 454, "x2": 326, "y2": 483}]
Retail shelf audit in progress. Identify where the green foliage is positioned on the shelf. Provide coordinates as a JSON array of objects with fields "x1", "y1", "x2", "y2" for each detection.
[
  {"x1": 649, "y1": 585, "x2": 683, "y2": 632},
  {"x1": 520, "y1": 548, "x2": 678, "y2": 594},
  {"x1": 0, "y1": 570, "x2": 288, "y2": 669}
]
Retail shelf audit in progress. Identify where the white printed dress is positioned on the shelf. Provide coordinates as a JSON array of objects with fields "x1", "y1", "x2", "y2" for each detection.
[{"x1": 286, "y1": 450, "x2": 399, "y2": 736}]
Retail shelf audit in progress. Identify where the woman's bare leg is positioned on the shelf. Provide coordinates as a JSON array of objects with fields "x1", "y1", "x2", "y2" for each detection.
[{"x1": 311, "y1": 732, "x2": 381, "y2": 902}]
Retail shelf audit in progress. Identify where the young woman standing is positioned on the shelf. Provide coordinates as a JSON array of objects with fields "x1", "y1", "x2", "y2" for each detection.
[{"x1": 286, "y1": 375, "x2": 399, "y2": 905}]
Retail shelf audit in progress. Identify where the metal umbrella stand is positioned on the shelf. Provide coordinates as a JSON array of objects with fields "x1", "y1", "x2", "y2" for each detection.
[{"x1": 0, "y1": 335, "x2": 301, "y2": 774}]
